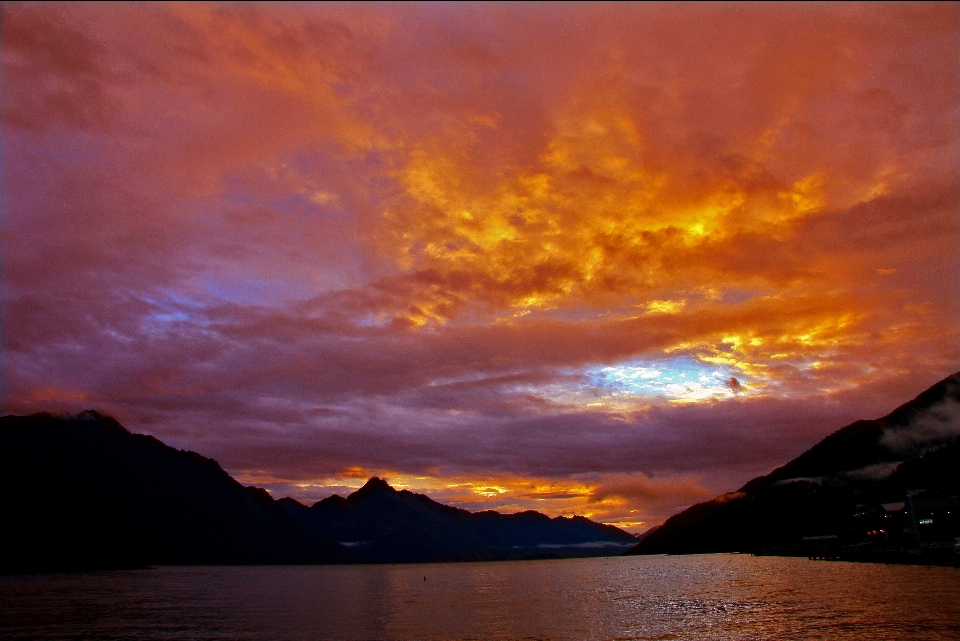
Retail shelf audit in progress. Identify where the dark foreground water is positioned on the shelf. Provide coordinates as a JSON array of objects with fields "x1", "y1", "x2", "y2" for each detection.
[{"x1": 2, "y1": 555, "x2": 958, "y2": 641}]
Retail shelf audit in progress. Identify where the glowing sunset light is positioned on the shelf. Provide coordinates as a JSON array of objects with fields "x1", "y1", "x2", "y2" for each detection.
[{"x1": 2, "y1": 2, "x2": 957, "y2": 532}]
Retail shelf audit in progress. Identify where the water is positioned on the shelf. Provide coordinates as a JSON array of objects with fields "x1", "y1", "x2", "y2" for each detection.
[{"x1": 1, "y1": 555, "x2": 958, "y2": 640}]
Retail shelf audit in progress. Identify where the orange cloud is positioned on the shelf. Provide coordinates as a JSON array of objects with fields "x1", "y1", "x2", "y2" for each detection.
[
  {"x1": 2, "y1": 3, "x2": 957, "y2": 520},
  {"x1": 236, "y1": 468, "x2": 715, "y2": 532}
]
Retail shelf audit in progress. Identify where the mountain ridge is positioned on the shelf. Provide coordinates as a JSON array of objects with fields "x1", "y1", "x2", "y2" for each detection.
[
  {"x1": 278, "y1": 475, "x2": 636, "y2": 563},
  {"x1": 0, "y1": 411, "x2": 634, "y2": 573},
  {"x1": 625, "y1": 371, "x2": 960, "y2": 559}
]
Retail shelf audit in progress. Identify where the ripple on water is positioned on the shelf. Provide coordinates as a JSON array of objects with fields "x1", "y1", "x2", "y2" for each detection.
[{"x1": 1, "y1": 555, "x2": 958, "y2": 641}]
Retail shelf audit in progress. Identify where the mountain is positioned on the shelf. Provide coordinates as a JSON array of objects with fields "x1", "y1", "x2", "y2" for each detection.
[
  {"x1": 278, "y1": 477, "x2": 637, "y2": 563},
  {"x1": 1, "y1": 411, "x2": 634, "y2": 573},
  {"x1": 0, "y1": 411, "x2": 348, "y2": 573},
  {"x1": 625, "y1": 371, "x2": 960, "y2": 559}
]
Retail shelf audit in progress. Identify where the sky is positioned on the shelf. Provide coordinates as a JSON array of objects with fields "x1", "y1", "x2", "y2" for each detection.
[{"x1": 2, "y1": 2, "x2": 958, "y2": 532}]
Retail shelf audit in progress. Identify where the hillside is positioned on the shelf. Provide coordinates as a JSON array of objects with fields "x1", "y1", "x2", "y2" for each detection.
[
  {"x1": 0, "y1": 411, "x2": 347, "y2": 573},
  {"x1": 625, "y1": 371, "x2": 960, "y2": 559}
]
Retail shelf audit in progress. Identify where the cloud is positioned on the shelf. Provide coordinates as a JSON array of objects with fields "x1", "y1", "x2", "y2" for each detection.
[
  {"x1": 881, "y1": 394, "x2": 960, "y2": 456},
  {"x1": 589, "y1": 472, "x2": 716, "y2": 524},
  {"x1": 243, "y1": 469, "x2": 717, "y2": 533},
  {"x1": 2, "y1": 3, "x2": 958, "y2": 524}
]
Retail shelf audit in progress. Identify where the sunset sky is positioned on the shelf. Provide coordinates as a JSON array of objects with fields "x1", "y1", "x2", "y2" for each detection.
[{"x1": 3, "y1": 3, "x2": 958, "y2": 531}]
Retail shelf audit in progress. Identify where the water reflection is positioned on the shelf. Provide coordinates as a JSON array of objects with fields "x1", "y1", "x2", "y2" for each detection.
[{"x1": 1, "y1": 555, "x2": 958, "y2": 640}]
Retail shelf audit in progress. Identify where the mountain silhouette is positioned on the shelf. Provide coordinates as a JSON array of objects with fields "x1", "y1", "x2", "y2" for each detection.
[
  {"x1": 278, "y1": 477, "x2": 636, "y2": 563},
  {"x1": 625, "y1": 371, "x2": 960, "y2": 558},
  {"x1": 1, "y1": 412, "x2": 634, "y2": 573},
  {"x1": 0, "y1": 411, "x2": 347, "y2": 573}
]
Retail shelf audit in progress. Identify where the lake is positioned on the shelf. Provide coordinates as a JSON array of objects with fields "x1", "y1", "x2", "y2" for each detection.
[{"x1": 1, "y1": 555, "x2": 958, "y2": 640}]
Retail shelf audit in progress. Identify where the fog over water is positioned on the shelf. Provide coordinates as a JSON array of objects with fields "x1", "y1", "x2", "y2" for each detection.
[{"x1": 2, "y1": 555, "x2": 958, "y2": 641}]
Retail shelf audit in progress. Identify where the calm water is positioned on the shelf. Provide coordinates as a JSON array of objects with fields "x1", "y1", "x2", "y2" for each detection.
[{"x1": 1, "y1": 555, "x2": 958, "y2": 640}]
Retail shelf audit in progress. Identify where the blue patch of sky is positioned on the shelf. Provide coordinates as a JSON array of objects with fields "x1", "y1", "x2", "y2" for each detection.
[
  {"x1": 146, "y1": 310, "x2": 190, "y2": 323},
  {"x1": 585, "y1": 355, "x2": 746, "y2": 399},
  {"x1": 139, "y1": 292, "x2": 204, "y2": 334},
  {"x1": 198, "y1": 275, "x2": 315, "y2": 307},
  {"x1": 356, "y1": 314, "x2": 391, "y2": 328},
  {"x1": 156, "y1": 289, "x2": 209, "y2": 309}
]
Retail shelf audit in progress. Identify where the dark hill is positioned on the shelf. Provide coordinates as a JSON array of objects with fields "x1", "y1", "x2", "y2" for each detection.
[
  {"x1": 278, "y1": 477, "x2": 637, "y2": 563},
  {"x1": 0, "y1": 411, "x2": 347, "y2": 573},
  {"x1": 626, "y1": 371, "x2": 960, "y2": 558},
  {"x1": 1, "y1": 411, "x2": 635, "y2": 573}
]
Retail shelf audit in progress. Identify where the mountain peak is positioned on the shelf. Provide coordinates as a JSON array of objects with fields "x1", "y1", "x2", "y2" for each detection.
[{"x1": 353, "y1": 476, "x2": 394, "y2": 497}]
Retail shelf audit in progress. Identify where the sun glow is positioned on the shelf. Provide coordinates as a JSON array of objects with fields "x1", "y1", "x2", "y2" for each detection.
[
  {"x1": 376, "y1": 105, "x2": 835, "y2": 331},
  {"x1": 246, "y1": 471, "x2": 703, "y2": 534}
]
